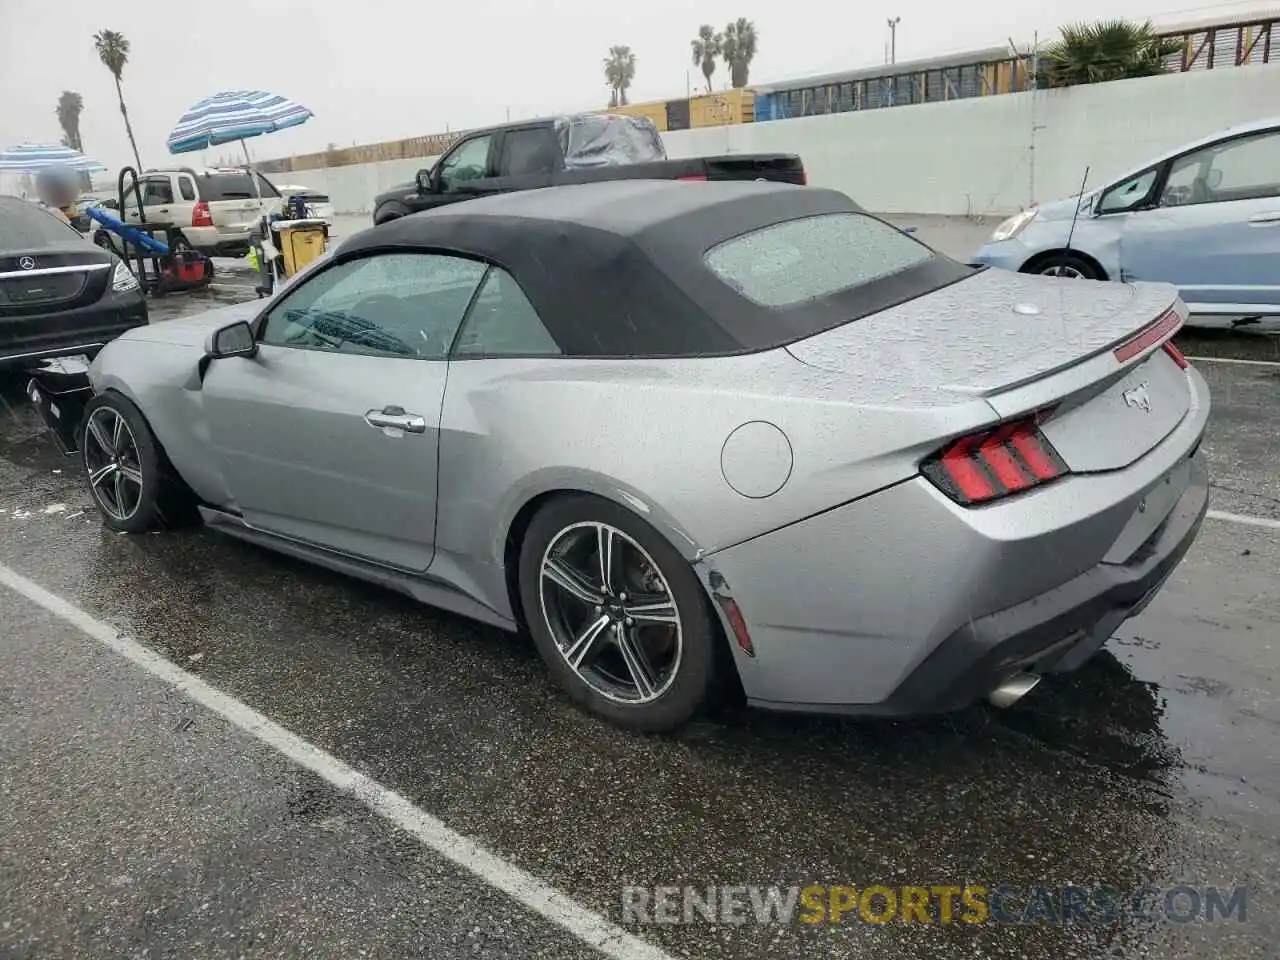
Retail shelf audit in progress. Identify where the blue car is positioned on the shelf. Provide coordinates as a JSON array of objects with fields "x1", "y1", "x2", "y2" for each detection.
[{"x1": 973, "y1": 116, "x2": 1280, "y2": 318}]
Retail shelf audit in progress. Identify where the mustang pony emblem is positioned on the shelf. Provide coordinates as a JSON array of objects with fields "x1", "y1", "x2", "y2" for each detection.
[{"x1": 1122, "y1": 381, "x2": 1153, "y2": 413}]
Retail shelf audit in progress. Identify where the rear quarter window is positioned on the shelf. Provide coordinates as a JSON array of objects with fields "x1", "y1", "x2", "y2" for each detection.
[{"x1": 704, "y1": 212, "x2": 934, "y2": 307}]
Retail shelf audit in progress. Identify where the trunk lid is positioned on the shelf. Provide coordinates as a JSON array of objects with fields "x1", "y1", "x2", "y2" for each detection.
[
  {"x1": 0, "y1": 246, "x2": 111, "y2": 318},
  {"x1": 785, "y1": 269, "x2": 1188, "y2": 472}
]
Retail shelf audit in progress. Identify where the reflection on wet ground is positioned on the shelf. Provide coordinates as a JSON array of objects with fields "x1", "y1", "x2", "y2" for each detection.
[{"x1": 0, "y1": 314, "x2": 1276, "y2": 959}]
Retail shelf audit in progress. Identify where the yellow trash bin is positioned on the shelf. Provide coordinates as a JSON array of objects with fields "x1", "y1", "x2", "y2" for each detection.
[{"x1": 274, "y1": 219, "x2": 329, "y2": 278}]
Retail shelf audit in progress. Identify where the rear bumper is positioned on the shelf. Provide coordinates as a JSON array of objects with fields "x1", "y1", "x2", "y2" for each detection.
[
  {"x1": 860, "y1": 452, "x2": 1209, "y2": 715},
  {"x1": 0, "y1": 294, "x2": 148, "y2": 368},
  {"x1": 705, "y1": 367, "x2": 1211, "y2": 715}
]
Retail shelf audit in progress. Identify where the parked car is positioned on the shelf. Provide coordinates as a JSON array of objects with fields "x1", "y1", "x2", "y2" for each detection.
[
  {"x1": 274, "y1": 184, "x2": 336, "y2": 224},
  {"x1": 58, "y1": 180, "x2": 1208, "y2": 731},
  {"x1": 371, "y1": 113, "x2": 806, "y2": 224},
  {"x1": 0, "y1": 195, "x2": 147, "y2": 368},
  {"x1": 119, "y1": 167, "x2": 281, "y2": 258},
  {"x1": 973, "y1": 115, "x2": 1280, "y2": 317}
]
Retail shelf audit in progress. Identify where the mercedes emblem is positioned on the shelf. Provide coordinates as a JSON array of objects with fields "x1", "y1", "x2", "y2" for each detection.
[{"x1": 18, "y1": 256, "x2": 36, "y2": 270}]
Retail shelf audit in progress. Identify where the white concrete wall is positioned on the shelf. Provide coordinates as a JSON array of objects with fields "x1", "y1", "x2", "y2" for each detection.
[{"x1": 284, "y1": 64, "x2": 1280, "y2": 218}]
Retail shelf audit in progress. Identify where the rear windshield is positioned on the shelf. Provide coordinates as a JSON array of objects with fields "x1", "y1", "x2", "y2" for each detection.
[
  {"x1": 0, "y1": 197, "x2": 84, "y2": 250},
  {"x1": 199, "y1": 173, "x2": 281, "y2": 200},
  {"x1": 705, "y1": 212, "x2": 934, "y2": 307}
]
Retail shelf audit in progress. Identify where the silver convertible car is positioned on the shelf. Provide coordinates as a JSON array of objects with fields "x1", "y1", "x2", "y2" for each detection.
[{"x1": 42, "y1": 179, "x2": 1211, "y2": 731}]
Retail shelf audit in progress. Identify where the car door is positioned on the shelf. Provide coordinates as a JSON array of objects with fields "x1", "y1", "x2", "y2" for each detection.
[
  {"x1": 496, "y1": 125, "x2": 560, "y2": 192},
  {"x1": 1114, "y1": 126, "x2": 1280, "y2": 314},
  {"x1": 123, "y1": 175, "x2": 175, "y2": 224},
  {"x1": 200, "y1": 250, "x2": 489, "y2": 572},
  {"x1": 428, "y1": 133, "x2": 503, "y2": 208}
]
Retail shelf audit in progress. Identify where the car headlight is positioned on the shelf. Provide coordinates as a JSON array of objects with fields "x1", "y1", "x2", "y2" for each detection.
[
  {"x1": 990, "y1": 208, "x2": 1038, "y2": 242},
  {"x1": 111, "y1": 260, "x2": 139, "y2": 292}
]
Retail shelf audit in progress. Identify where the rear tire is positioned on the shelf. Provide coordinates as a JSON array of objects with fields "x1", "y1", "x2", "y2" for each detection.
[
  {"x1": 1025, "y1": 252, "x2": 1102, "y2": 280},
  {"x1": 518, "y1": 495, "x2": 717, "y2": 732},
  {"x1": 81, "y1": 393, "x2": 197, "y2": 534}
]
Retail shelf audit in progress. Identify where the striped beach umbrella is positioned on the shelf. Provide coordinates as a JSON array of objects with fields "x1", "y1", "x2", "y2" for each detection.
[
  {"x1": 0, "y1": 143, "x2": 108, "y2": 173},
  {"x1": 166, "y1": 89, "x2": 313, "y2": 155}
]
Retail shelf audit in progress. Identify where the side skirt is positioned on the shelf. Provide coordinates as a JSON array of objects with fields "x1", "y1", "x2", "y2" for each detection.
[{"x1": 198, "y1": 506, "x2": 518, "y2": 632}]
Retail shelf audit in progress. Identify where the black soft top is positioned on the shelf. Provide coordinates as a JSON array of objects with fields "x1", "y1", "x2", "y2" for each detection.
[{"x1": 338, "y1": 180, "x2": 972, "y2": 357}]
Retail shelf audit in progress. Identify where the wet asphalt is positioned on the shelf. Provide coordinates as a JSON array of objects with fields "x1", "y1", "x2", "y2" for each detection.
[{"x1": 0, "y1": 258, "x2": 1278, "y2": 959}]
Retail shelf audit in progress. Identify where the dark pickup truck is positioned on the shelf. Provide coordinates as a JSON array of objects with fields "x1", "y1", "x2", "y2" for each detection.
[{"x1": 371, "y1": 113, "x2": 806, "y2": 224}]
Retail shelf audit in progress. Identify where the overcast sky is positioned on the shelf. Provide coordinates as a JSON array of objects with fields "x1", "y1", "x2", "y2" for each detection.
[{"x1": 0, "y1": 0, "x2": 1273, "y2": 172}]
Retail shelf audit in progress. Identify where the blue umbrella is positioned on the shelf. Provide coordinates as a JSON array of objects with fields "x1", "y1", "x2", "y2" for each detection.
[
  {"x1": 166, "y1": 89, "x2": 313, "y2": 157},
  {"x1": 0, "y1": 143, "x2": 108, "y2": 173}
]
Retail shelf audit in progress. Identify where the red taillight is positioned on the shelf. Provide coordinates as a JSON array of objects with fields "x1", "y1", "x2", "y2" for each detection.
[
  {"x1": 191, "y1": 200, "x2": 213, "y2": 227},
  {"x1": 801, "y1": 170, "x2": 808, "y2": 185},
  {"x1": 677, "y1": 174, "x2": 708, "y2": 182},
  {"x1": 1163, "y1": 340, "x2": 1189, "y2": 369},
  {"x1": 923, "y1": 417, "x2": 1069, "y2": 506}
]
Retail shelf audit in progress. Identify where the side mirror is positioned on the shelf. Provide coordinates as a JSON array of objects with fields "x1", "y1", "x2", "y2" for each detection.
[
  {"x1": 103, "y1": 199, "x2": 119, "y2": 210},
  {"x1": 1206, "y1": 168, "x2": 1224, "y2": 189},
  {"x1": 415, "y1": 168, "x2": 434, "y2": 193},
  {"x1": 206, "y1": 320, "x2": 258, "y2": 360}
]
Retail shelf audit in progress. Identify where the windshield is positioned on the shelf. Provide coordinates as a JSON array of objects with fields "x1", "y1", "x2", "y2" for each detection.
[
  {"x1": 0, "y1": 197, "x2": 85, "y2": 250},
  {"x1": 705, "y1": 212, "x2": 935, "y2": 307}
]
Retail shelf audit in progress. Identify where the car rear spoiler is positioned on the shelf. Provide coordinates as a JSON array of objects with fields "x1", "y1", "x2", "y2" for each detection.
[{"x1": 25, "y1": 357, "x2": 93, "y2": 456}]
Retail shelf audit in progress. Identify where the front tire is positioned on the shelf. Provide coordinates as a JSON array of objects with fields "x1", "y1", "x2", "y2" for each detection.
[
  {"x1": 1027, "y1": 252, "x2": 1102, "y2": 280},
  {"x1": 81, "y1": 393, "x2": 193, "y2": 533},
  {"x1": 518, "y1": 495, "x2": 718, "y2": 732}
]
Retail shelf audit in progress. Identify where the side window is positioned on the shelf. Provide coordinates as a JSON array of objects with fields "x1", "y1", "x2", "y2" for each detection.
[
  {"x1": 260, "y1": 253, "x2": 487, "y2": 360},
  {"x1": 179, "y1": 177, "x2": 197, "y2": 201},
  {"x1": 142, "y1": 177, "x2": 174, "y2": 205},
  {"x1": 438, "y1": 135, "x2": 493, "y2": 191},
  {"x1": 453, "y1": 268, "x2": 561, "y2": 357},
  {"x1": 499, "y1": 128, "x2": 559, "y2": 177},
  {"x1": 1097, "y1": 168, "x2": 1158, "y2": 215},
  {"x1": 1162, "y1": 129, "x2": 1280, "y2": 207}
]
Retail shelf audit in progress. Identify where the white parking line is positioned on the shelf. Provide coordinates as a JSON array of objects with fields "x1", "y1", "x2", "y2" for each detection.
[
  {"x1": 1186, "y1": 355, "x2": 1280, "y2": 367},
  {"x1": 1207, "y1": 509, "x2": 1280, "y2": 531},
  {"x1": 0, "y1": 561, "x2": 679, "y2": 960}
]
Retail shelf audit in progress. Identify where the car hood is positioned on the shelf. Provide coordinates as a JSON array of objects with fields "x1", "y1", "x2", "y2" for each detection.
[
  {"x1": 1032, "y1": 192, "x2": 1097, "y2": 223},
  {"x1": 117, "y1": 300, "x2": 262, "y2": 348}
]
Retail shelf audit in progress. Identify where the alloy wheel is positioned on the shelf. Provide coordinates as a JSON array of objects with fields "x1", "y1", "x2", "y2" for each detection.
[
  {"x1": 1040, "y1": 264, "x2": 1086, "y2": 279},
  {"x1": 84, "y1": 407, "x2": 144, "y2": 522},
  {"x1": 538, "y1": 521, "x2": 683, "y2": 704}
]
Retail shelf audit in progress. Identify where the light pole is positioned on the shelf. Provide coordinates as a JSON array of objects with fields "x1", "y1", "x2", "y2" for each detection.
[{"x1": 887, "y1": 17, "x2": 901, "y2": 64}]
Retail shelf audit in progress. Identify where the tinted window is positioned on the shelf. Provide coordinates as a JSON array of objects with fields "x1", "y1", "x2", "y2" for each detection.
[
  {"x1": 704, "y1": 213, "x2": 933, "y2": 308},
  {"x1": 0, "y1": 197, "x2": 83, "y2": 248},
  {"x1": 500, "y1": 129, "x2": 559, "y2": 176},
  {"x1": 260, "y1": 252, "x2": 486, "y2": 359},
  {"x1": 179, "y1": 177, "x2": 197, "y2": 201},
  {"x1": 438, "y1": 136, "x2": 492, "y2": 190},
  {"x1": 453, "y1": 268, "x2": 561, "y2": 356},
  {"x1": 200, "y1": 172, "x2": 280, "y2": 200},
  {"x1": 142, "y1": 178, "x2": 174, "y2": 205}
]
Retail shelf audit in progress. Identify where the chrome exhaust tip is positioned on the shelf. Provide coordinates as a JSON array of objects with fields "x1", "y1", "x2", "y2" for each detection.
[{"x1": 988, "y1": 672, "x2": 1042, "y2": 709}]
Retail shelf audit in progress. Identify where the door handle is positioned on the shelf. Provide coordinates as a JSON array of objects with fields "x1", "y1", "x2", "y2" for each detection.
[
  {"x1": 1247, "y1": 211, "x2": 1280, "y2": 224},
  {"x1": 364, "y1": 405, "x2": 426, "y2": 434}
]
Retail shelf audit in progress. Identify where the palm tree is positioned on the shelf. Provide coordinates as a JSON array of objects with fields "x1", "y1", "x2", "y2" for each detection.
[
  {"x1": 1040, "y1": 19, "x2": 1183, "y2": 87},
  {"x1": 56, "y1": 91, "x2": 85, "y2": 151},
  {"x1": 603, "y1": 45, "x2": 637, "y2": 107},
  {"x1": 690, "y1": 25, "x2": 722, "y2": 93},
  {"x1": 93, "y1": 29, "x2": 143, "y2": 170},
  {"x1": 721, "y1": 18, "x2": 758, "y2": 89}
]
